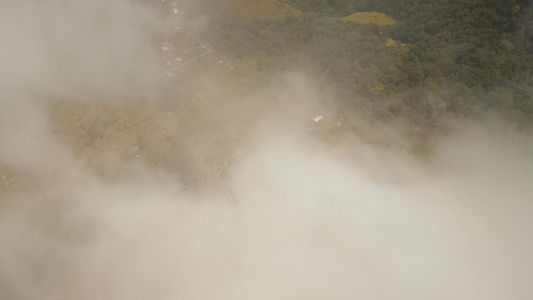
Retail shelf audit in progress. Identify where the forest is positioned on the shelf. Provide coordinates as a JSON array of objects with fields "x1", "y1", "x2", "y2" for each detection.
[{"x1": 191, "y1": 0, "x2": 533, "y2": 132}]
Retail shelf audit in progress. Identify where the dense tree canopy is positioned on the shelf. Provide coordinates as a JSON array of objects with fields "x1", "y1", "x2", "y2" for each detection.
[{"x1": 193, "y1": 0, "x2": 533, "y2": 129}]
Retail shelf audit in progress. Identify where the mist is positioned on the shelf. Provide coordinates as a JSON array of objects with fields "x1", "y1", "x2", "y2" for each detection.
[{"x1": 1, "y1": 1, "x2": 533, "y2": 299}]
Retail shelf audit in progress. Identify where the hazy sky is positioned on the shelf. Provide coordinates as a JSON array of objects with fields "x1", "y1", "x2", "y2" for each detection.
[{"x1": 1, "y1": 1, "x2": 533, "y2": 300}]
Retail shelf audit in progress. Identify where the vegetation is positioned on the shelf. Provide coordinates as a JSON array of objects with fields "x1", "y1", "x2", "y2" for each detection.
[
  {"x1": 341, "y1": 12, "x2": 396, "y2": 26},
  {"x1": 195, "y1": 0, "x2": 533, "y2": 132},
  {"x1": 211, "y1": 0, "x2": 302, "y2": 18}
]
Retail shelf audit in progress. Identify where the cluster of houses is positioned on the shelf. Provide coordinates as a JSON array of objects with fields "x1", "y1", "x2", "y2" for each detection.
[
  {"x1": 154, "y1": 0, "x2": 191, "y2": 77},
  {"x1": 160, "y1": 40, "x2": 183, "y2": 77}
]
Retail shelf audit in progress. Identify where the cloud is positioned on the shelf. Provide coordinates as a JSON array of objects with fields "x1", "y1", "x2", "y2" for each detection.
[
  {"x1": 2, "y1": 116, "x2": 533, "y2": 299},
  {"x1": 0, "y1": 0, "x2": 157, "y2": 99}
]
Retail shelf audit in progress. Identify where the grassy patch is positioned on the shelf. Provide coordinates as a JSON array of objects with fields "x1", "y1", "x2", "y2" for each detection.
[{"x1": 341, "y1": 12, "x2": 395, "y2": 26}]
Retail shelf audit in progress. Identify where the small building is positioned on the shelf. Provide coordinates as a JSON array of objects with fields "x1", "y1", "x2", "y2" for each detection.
[
  {"x1": 161, "y1": 42, "x2": 173, "y2": 53},
  {"x1": 313, "y1": 115, "x2": 324, "y2": 123}
]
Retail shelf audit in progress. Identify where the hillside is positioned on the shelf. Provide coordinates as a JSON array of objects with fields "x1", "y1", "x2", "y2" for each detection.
[{"x1": 202, "y1": 0, "x2": 533, "y2": 131}]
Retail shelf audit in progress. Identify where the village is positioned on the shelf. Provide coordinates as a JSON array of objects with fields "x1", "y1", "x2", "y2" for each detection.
[{"x1": 0, "y1": 0, "x2": 340, "y2": 198}]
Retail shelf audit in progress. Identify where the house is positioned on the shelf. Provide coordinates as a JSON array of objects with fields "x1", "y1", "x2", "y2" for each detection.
[{"x1": 161, "y1": 41, "x2": 174, "y2": 54}]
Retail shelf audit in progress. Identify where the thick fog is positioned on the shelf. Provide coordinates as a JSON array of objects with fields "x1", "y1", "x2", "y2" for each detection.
[{"x1": 1, "y1": 1, "x2": 533, "y2": 300}]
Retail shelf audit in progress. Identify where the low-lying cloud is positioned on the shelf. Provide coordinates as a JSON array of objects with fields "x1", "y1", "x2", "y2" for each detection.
[
  {"x1": 2, "y1": 118, "x2": 533, "y2": 300},
  {"x1": 0, "y1": 0, "x2": 157, "y2": 99}
]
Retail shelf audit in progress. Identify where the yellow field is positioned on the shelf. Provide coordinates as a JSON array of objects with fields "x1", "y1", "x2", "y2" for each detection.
[
  {"x1": 213, "y1": 0, "x2": 301, "y2": 18},
  {"x1": 341, "y1": 12, "x2": 395, "y2": 26}
]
